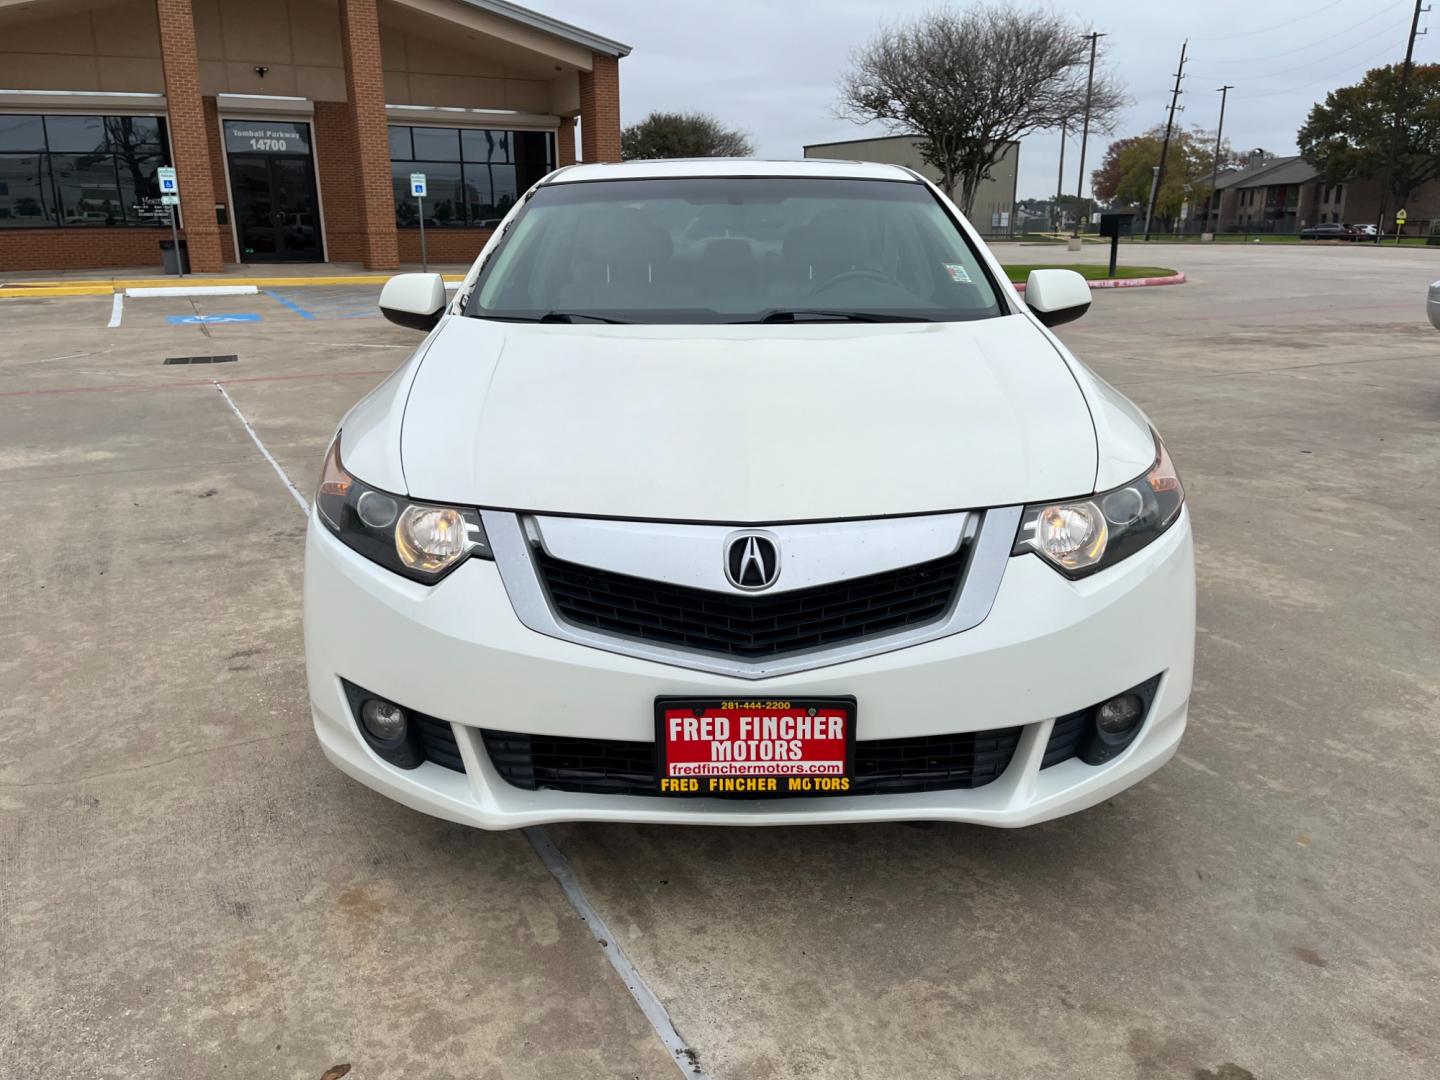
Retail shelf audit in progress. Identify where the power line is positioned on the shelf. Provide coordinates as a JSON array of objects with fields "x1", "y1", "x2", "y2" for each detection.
[
  {"x1": 1191, "y1": 0, "x2": 1352, "y2": 42},
  {"x1": 1193, "y1": 5, "x2": 1408, "y2": 67},
  {"x1": 1191, "y1": 15, "x2": 1413, "y2": 83},
  {"x1": 1229, "y1": 35, "x2": 1424, "y2": 100}
]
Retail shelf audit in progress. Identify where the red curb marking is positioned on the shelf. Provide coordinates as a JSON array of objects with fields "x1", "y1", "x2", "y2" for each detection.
[{"x1": 0, "y1": 368, "x2": 393, "y2": 399}]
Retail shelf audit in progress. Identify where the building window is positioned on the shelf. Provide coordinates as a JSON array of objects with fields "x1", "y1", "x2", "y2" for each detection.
[
  {"x1": 0, "y1": 113, "x2": 171, "y2": 228},
  {"x1": 387, "y1": 124, "x2": 554, "y2": 228}
]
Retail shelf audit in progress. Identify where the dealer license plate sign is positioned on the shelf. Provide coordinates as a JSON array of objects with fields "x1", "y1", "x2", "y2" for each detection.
[{"x1": 655, "y1": 697, "x2": 856, "y2": 797}]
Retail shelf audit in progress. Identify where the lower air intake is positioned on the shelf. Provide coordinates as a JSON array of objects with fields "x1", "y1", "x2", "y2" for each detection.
[{"x1": 480, "y1": 726, "x2": 1021, "y2": 798}]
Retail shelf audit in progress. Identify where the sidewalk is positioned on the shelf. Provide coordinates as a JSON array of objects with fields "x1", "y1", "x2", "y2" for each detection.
[{"x1": 0, "y1": 262, "x2": 471, "y2": 297}]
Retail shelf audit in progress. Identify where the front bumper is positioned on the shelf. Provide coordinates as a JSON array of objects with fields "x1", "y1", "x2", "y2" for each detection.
[{"x1": 304, "y1": 508, "x2": 1195, "y2": 829}]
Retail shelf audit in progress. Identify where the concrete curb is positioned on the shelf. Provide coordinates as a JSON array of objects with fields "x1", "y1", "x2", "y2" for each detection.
[
  {"x1": 125, "y1": 285, "x2": 260, "y2": 298},
  {"x1": 1012, "y1": 272, "x2": 1187, "y2": 293}
]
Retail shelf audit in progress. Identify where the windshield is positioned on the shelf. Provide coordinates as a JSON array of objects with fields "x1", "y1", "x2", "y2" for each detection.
[{"x1": 468, "y1": 176, "x2": 1006, "y2": 324}]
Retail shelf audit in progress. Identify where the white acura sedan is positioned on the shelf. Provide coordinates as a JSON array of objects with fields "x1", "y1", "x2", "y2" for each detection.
[{"x1": 304, "y1": 159, "x2": 1194, "y2": 829}]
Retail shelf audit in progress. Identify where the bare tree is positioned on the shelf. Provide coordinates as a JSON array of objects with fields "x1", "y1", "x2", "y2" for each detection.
[{"x1": 837, "y1": 5, "x2": 1125, "y2": 215}]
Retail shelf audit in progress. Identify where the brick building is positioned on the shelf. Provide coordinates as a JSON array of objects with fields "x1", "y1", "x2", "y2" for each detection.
[
  {"x1": 0, "y1": 0, "x2": 628, "y2": 272},
  {"x1": 1209, "y1": 154, "x2": 1440, "y2": 235}
]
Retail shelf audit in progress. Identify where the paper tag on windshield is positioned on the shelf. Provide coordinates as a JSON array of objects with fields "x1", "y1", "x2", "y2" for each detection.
[{"x1": 943, "y1": 263, "x2": 972, "y2": 283}]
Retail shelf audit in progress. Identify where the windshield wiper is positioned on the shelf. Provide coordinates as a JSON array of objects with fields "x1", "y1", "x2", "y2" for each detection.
[
  {"x1": 480, "y1": 311, "x2": 629, "y2": 324},
  {"x1": 744, "y1": 309, "x2": 929, "y2": 323},
  {"x1": 538, "y1": 311, "x2": 628, "y2": 324}
]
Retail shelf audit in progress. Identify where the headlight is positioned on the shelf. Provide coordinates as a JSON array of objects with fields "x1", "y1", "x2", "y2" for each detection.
[
  {"x1": 1013, "y1": 433, "x2": 1184, "y2": 578},
  {"x1": 315, "y1": 436, "x2": 490, "y2": 583}
]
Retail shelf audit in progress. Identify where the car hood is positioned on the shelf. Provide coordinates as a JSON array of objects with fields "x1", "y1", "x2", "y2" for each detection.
[{"x1": 398, "y1": 315, "x2": 1098, "y2": 522}]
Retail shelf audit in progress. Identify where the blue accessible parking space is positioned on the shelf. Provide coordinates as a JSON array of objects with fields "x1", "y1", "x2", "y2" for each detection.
[
  {"x1": 264, "y1": 285, "x2": 384, "y2": 321},
  {"x1": 166, "y1": 313, "x2": 262, "y2": 325}
]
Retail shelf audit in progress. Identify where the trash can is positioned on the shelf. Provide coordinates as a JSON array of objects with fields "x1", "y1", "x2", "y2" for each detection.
[{"x1": 160, "y1": 239, "x2": 189, "y2": 274}]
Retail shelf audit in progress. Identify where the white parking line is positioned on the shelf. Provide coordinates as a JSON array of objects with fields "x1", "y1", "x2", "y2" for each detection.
[
  {"x1": 213, "y1": 383, "x2": 309, "y2": 512},
  {"x1": 214, "y1": 382, "x2": 709, "y2": 1079},
  {"x1": 526, "y1": 828, "x2": 710, "y2": 1078},
  {"x1": 107, "y1": 293, "x2": 124, "y2": 328}
]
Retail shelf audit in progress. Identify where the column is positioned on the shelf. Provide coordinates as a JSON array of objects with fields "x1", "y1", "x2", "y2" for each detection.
[
  {"x1": 155, "y1": 0, "x2": 224, "y2": 272},
  {"x1": 338, "y1": 0, "x2": 399, "y2": 270},
  {"x1": 578, "y1": 53, "x2": 621, "y2": 163},
  {"x1": 557, "y1": 115, "x2": 577, "y2": 168}
]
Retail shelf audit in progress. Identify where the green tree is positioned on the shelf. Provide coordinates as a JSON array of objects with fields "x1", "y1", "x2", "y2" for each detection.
[
  {"x1": 621, "y1": 112, "x2": 753, "y2": 160},
  {"x1": 1092, "y1": 125, "x2": 1229, "y2": 226},
  {"x1": 1298, "y1": 63, "x2": 1440, "y2": 206}
]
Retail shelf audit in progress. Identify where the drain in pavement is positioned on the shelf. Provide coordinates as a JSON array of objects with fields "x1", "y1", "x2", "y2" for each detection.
[{"x1": 164, "y1": 354, "x2": 239, "y2": 365}]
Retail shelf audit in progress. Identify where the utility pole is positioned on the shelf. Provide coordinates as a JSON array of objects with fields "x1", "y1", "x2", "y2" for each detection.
[
  {"x1": 1054, "y1": 119, "x2": 1067, "y2": 233},
  {"x1": 1376, "y1": 0, "x2": 1428, "y2": 243},
  {"x1": 1207, "y1": 85, "x2": 1233, "y2": 236},
  {"x1": 1073, "y1": 31, "x2": 1105, "y2": 238},
  {"x1": 1144, "y1": 39, "x2": 1188, "y2": 242},
  {"x1": 1143, "y1": 165, "x2": 1160, "y2": 236}
]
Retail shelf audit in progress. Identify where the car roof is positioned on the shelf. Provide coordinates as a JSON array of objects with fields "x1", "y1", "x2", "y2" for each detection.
[{"x1": 546, "y1": 158, "x2": 924, "y2": 184}]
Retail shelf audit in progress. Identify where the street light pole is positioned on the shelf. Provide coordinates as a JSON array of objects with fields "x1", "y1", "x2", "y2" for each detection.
[
  {"x1": 1207, "y1": 85, "x2": 1233, "y2": 236},
  {"x1": 1073, "y1": 31, "x2": 1105, "y2": 238},
  {"x1": 1054, "y1": 119, "x2": 1067, "y2": 233}
]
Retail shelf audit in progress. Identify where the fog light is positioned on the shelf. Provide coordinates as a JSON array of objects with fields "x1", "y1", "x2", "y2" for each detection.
[
  {"x1": 360, "y1": 699, "x2": 407, "y2": 743},
  {"x1": 1096, "y1": 693, "x2": 1144, "y2": 734}
]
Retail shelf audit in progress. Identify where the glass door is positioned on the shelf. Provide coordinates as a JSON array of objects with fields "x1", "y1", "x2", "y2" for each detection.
[
  {"x1": 269, "y1": 157, "x2": 322, "y2": 261},
  {"x1": 224, "y1": 120, "x2": 323, "y2": 262},
  {"x1": 229, "y1": 154, "x2": 278, "y2": 260}
]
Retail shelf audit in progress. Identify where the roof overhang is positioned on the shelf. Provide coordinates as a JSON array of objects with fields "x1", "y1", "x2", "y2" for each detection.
[
  {"x1": 385, "y1": 103, "x2": 559, "y2": 128},
  {"x1": 458, "y1": 0, "x2": 630, "y2": 57},
  {"x1": 217, "y1": 93, "x2": 313, "y2": 116},
  {"x1": 0, "y1": 88, "x2": 166, "y2": 112}
]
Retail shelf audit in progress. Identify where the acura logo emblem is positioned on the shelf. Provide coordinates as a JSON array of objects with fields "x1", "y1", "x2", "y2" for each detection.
[{"x1": 725, "y1": 532, "x2": 780, "y2": 591}]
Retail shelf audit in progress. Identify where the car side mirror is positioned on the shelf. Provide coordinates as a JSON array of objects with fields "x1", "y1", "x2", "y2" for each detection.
[
  {"x1": 379, "y1": 273, "x2": 447, "y2": 331},
  {"x1": 1024, "y1": 269, "x2": 1091, "y2": 327}
]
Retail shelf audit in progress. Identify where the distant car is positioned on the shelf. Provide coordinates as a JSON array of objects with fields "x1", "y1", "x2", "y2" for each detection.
[
  {"x1": 1428, "y1": 280, "x2": 1440, "y2": 330},
  {"x1": 1300, "y1": 223, "x2": 1356, "y2": 241},
  {"x1": 1348, "y1": 223, "x2": 1378, "y2": 239}
]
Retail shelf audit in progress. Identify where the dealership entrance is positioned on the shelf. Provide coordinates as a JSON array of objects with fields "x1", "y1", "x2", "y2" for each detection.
[
  {"x1": 222, "y1": 119, "x2": 323, "y2": 263},
  {"x1": 0, "y1": 0, "x2": 627, "y2": 274}
]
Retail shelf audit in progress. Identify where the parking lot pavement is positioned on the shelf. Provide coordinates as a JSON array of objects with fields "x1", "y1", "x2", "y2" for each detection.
[{"x1": 2, "y1": 247, "x2": 1438, "y2": 1079}]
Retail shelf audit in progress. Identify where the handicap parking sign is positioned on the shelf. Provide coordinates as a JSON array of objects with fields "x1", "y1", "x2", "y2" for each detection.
[
  {"x1": 410, "y1": 172, "x2": 427, "y2": 198},
  {"x1": 158, "y1": 166, "x2": 178, "y2": 195}
]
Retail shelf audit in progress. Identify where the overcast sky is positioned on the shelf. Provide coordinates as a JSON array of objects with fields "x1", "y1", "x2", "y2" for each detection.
[{"x1": 542, "y1": 0, "x2": 1432, "y2": 200}]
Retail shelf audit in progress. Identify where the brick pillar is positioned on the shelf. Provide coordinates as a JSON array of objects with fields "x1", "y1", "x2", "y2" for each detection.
[
  {"x1": 557, "y1": 115, "x2": 577, "y2": 167},
  {"x1": 202, "y1": 97, "x2": 236, "y2": 261},
  {"x1": 578, "y1": 53, "x2": 621, "y2": 163},
  {"x1": 155, "y1": 0, "x2": 224, "y2": 271},
  {"x1": 338, "y1": 0, "x2": 399, "y2": 270}
]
